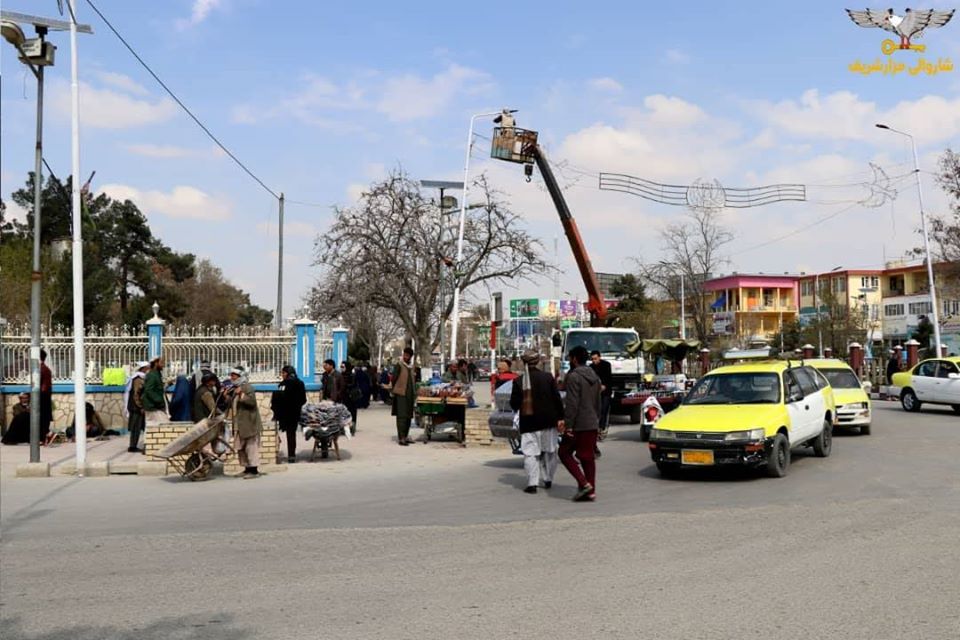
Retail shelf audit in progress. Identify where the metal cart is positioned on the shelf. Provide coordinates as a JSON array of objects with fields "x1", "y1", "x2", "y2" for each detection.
[
  {"x1": 416, "y1": 396, "x2": 467, "y2": 444},
  {"x1": 154, "y1": 417, "x2": 233, "y2": 481}
]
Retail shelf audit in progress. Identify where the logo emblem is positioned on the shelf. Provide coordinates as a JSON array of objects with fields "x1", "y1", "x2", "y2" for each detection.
[{"x1": 846, "y1": 8, "x2": 954, "y2": 53}]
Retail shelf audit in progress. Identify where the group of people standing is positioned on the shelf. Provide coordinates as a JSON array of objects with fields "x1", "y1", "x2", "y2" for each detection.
[{"x1": 509, "y1": 345, "x2": 603, "y2": 501}]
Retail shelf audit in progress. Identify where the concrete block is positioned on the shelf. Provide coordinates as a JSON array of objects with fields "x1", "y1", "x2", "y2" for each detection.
[
  {"x1": 137, "y1": 461, "x2": 168, "y2": 476},
  {"x1": 15, "y1": 462, "x2": 51, "y2": 478},
  {"x1": 109, "y1": 462, "x2": 139, "y2": 475},
  {"x1": 84, "y1": 462, "x2": 110, "y2": 477}
]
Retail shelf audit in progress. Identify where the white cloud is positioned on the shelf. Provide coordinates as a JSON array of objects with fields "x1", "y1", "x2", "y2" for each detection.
[
  {"x1": 99, "y1": 183, "x2": 232, "y2": 220},
  {"x1": 377, "y1": 64, "x2": 493, "y2": 121},
  {"x1": 752, "y1": 89, "x2": 960, "y2": 146},
  {"x1": 50, "y1": 79, "x2": 177, "y2": 129},
  {"x1": 664, "y1": 48, "x2": 691, "y2": 64},
  {"x1": 177, "y1": 0, "x2": 224, "y2": 29},
  {"x1": 94, "y1": 71, "x2": 149, "y2": 96},
  {"x1": 588, "y1": 77, "x2": 623, "y2": 93}
]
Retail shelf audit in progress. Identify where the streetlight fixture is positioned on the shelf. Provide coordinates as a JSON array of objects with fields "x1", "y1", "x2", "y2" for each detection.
[
  {"x1": 420, "y1": 179, "x2": 464, "y2": 365},
  {"x1": 449, "y1": 109, "x2": 516, "y2": 363},
  {"x1": 875, "y1": 123, "x2": 942, "y2": 356}
]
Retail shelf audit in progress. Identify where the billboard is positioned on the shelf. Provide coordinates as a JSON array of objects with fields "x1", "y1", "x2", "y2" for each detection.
[
  {"x1": 712, "y1": 311, "x2": 735, "y2": 336},
  {"x1": 539, "y1": 299, "x2": 559, "y2": 319},
  {"x1": 559, "y1": 299, "x2": 579, "y2": 319},
  {"x1": 509, "y1": 298, "x2": 539, "y2": 318}
]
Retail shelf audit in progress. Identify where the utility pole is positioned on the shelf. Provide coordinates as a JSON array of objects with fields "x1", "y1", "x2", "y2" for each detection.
[
  {"x1": 28, "y1": 31, "x2": 46, "y2": 464},
  {"x1": 276, "y1": 192, "x2": 284, "y2": 330}
]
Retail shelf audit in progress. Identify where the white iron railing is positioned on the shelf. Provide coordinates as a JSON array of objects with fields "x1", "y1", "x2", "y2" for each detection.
[{"x1": 161, "y1": 325, "x2": 295, "y2": 383}]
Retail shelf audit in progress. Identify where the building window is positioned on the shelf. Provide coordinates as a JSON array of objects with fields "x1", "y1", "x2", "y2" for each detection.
[
  {"x1": 888, "y1": 275, "x2": 905, "y2": 295},
  {"x1": 884, "y1": 304, "x2": 905, "y2": 317},
  {"x1": 908, "y1": 301, "x2": 933, "y2": 315},
  {"x1": 943, "y1": 300, "x2": 960, "y2": 316}
]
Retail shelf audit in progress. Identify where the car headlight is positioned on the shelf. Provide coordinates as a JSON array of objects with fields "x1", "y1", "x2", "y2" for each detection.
[
  {"x1": 649, "y1": 428, "x2": 676, "y2": 440},
  {"x1": 724, "y1": 428, "x2": 766, "y2": 442}
]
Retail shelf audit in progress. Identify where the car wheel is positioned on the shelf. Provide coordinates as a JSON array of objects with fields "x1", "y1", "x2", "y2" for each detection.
[
  {"x1": 766, "y1": 433, "x2": 789, "y2": 478},
  {"x1": 655, "y1": 461, "x2": 680, "y2": 477},
  {"x1": 813, "y1": 419, "x2": 832, "y2": 457},
  {"x1": 860, "y1": 423, "x2": 871, "y2": 436},
  {"x1": 901, "y1": 388, "x2": 921, "y2": 412}
]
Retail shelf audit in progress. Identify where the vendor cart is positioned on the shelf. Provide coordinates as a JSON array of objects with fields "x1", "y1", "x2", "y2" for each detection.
[
  {"x1": 154, "y1": 417, "x2": 233, "y2": 481},
  {"x1": 416, "y1": 396, "x2": 467, "y2": 444}
]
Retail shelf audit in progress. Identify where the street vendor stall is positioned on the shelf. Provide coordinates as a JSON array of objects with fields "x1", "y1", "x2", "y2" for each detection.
[{"x1": 416, "y1": 383, "x2": 471, "y2": 444}]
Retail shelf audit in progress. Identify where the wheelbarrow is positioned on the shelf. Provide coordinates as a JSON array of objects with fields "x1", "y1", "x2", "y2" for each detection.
[{"x1": 154, "y1": 417, "x2": 234, "y2": 481}]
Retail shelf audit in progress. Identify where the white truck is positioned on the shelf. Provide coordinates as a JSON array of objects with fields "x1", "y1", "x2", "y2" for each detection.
[{"x1": 561, "y1": 327, "x2": 646, "y2": 423}]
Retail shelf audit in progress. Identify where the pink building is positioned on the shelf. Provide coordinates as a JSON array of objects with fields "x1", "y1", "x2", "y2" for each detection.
[{"x1": 703, "y1": 274, "x2": 799, "y2": 342}]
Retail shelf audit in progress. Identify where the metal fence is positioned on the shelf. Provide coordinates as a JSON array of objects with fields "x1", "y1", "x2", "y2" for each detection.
[
  {"x1": 0, "y1": 324, "x2": 148, "y2": 384},
  {"x1": 163, "y1": 325, "x2": 295, "y2": 383},
  {"x1": 1, "y1": 324, "x2": 297, "y2": 385}
]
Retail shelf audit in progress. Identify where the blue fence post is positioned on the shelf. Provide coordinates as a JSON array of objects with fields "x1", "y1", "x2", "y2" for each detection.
[
  {"x1": 332, "y1": 327, "x2": 349, "y2": 367},
  {"x1": 146, "y1": 301, "x2": 165, "y2": 360},
  {"x1": 294, "y1": 320, "x2": 316, "y2": 381}
]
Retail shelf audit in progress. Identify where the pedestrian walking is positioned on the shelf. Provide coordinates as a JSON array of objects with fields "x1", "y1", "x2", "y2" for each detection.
[
  {"x1": 227, "y1": 367, "x2": 262, "y2": 478},
  {"x1": 590, "y1": 350, "x2": 613, "y2": 457},
  {"x1": 886, "y1": 350, "x2": 901, "y2": 385},
  {"x1": 39, "y1": 349, "x2": 53, "y2": 441},
  {"x1": 143, "y1": 356, "x2": 169, "y2": 426},
  {"x1": 343, "y1": 362, "x2": 360, "y2": 435},
  {"x1": 321, "y1": 359, "x2": 345, "y2": 403},
  {"x1": 355, "y1": 364, "x2": 371, "y2": 409},
  {"x1": 558, "y1": 345, "x2": 601, "y2": 502},
  {"x1": 271, "y1": 365, "x2": 307, "y2": 463},
  {"x1": 391, "y1": 347, "x2": 417, "y2": 446},
  {"x1": 510, "y1": 349, "x2": 563, "y2": 494},
  {"x1": 124, "y1": 360, "x2": 150, "y2": 452}
]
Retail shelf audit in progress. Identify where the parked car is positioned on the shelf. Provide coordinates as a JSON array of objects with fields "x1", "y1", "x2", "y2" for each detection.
[
  {"x1": 648, "y1": 360, "x2": 837, "y2": 477},
  {"x1": 891, "y1": 356, "x2": 960, "y2": 414},
  {"x1": 807, "y1": 359, "x2": 872, "y2": 435}
]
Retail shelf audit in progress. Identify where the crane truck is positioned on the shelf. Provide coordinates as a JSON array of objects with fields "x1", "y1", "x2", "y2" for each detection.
[{"x1": 490, "y1": 119, "x2": 646, "y2": 422}]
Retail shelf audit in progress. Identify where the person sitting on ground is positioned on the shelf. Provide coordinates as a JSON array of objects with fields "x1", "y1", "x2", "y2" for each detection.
[
  {"x1": 1, "y1": 393, "x2": 32, "y2": 445},
  {"x1": 66, "y1": 402, "x2": 106, "y2": 440}
]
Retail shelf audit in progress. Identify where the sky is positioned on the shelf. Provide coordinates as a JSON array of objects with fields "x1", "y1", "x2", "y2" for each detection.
[{"x1": 2, "y1": 0, "x2": 959, "y2": 320}]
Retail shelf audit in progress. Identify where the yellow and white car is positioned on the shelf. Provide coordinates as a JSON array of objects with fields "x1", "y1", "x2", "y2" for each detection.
[
  {"x1": 648, "y1": 361, "x2": 837, "y2": 477},
  {"x1": 891, "y1": 356, "x2": 960, "y2": 415},
  {"x1": 807, "y1": 359, "x2": 872, "y2": 435}
]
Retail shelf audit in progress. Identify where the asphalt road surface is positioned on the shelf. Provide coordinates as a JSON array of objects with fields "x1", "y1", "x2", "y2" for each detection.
[{"x1": 2, "y1": 401, "x2": 958, "y2": 639}]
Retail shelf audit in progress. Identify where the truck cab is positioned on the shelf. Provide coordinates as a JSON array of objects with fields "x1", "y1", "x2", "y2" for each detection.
[{"x1": 561, "y1": 327, "x2": 645, "y2": 420}]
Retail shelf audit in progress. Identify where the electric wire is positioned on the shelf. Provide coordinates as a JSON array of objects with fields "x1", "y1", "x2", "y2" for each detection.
[{"x1": 83, "y1": 0, "x2": 280, "y2": 201}]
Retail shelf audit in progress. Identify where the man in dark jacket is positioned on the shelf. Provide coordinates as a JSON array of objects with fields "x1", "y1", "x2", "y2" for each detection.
[
  {"x1": 321, "y1": 359, "x2": 345, "y2": 403},
  {"x1": 559, "y1": 346, "x2": 601, "y2": 501},
  {"x1": 272, "y1": 365, "x2": 307, "y2": 463},
  {"x1": 510, "y1": 349, "x2": 563, "y2": 494},
  {"x1": 143, "y1": 356, "x2": 168, "y2": 426},
  {"x1": 589, "y1": 350, "x2": 613, "y2": 437}
]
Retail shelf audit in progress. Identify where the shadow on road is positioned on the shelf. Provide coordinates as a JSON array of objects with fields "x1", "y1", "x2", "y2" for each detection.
[{"x1": 0, "y1": 613, "x2": 251, "y2": 640}]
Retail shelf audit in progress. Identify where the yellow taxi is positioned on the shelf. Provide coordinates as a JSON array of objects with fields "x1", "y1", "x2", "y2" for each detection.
[
  {"x1": 648, "y1": 360, "x2": 837, "y2": 477},
  {"x1": 807, "y1": 359, "x2": 872, "y2": 435},
  {"x1": 891, "y1": 356, "x2": 960, "y2": 414}
]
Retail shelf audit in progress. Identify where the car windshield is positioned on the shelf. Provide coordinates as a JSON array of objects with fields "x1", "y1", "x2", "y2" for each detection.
[
  {"x1": 684, "y1": 372, "x2": 781, "y2": 405},
  {"x1": 819, "y1": 368, "x2": 861, "y2": 389},
  {"x1": 564, "y1": 331, "x2": 636, "y2": 357}
]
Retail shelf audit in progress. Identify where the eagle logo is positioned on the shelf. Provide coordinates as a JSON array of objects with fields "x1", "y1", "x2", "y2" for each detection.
[{"x1": 847, "y1": 8, "x2": 954, "y2": 53}]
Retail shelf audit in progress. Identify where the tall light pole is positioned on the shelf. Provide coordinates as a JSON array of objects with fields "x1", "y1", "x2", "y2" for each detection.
[
  {"x1": 2, "y1": 9, "x2": 90, "y2": 464},
  {"x1": 421, "y1": 179, "x2": 464, "y2": 366},
  {"x1": 449, "y1": 110, "x2": 510, "y2": 363},
  {"x1": 876, "y1": 123, "x2": 942, "y2": 356},
  {"x1": 679, "y1": 272, "x2": 686, "y2": 340},
  {"x1": 276, "y1": 192, "x2": 284, "y2": 330}
]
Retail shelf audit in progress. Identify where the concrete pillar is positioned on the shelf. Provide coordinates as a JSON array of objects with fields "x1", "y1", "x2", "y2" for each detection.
[
  {"x1": 332, "y1": 327, "x2": 349, "y2": 368},
  {"x1": 801, "y1": 344, "x2": 815, "y2": 359},
  {"x1": 699, "y1": 348, "x2": 711, "y2": 377},
  {"x1": 145, "y1": 301, "x2": 165, "y2": 360},
  {"x1": 848, "y1": 342, "x2": 863, "y2": 374},
  {"x1": 905, "y1": 339, "x2": 920, "y2": 368},
  {"x1": 294, "y1": 319, "x2": 316, "y2": 381}
]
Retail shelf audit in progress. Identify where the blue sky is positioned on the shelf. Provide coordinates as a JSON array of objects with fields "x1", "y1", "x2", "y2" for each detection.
[{"x1": 2, "y1": 0, "x2": 959, "y2": 318}]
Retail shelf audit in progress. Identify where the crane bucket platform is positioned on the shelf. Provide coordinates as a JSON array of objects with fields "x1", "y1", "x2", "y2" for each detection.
[{"x1": 491, "y1": 127, "x2": 539, "y2": 164}]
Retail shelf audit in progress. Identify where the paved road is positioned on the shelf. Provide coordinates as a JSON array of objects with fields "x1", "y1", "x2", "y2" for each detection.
[{"x1": 2, "y1": 401, "x2": 958, "y2": 639}]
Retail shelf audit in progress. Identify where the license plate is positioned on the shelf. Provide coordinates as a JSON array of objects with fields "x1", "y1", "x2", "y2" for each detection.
[{"x1": 681, "y1": 449, "x2": 714, "y2": 466}]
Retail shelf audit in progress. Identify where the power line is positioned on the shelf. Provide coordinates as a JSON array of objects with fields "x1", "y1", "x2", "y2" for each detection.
[{"x1": 83, "y1": 0, "x2": 279, "y2": 201}]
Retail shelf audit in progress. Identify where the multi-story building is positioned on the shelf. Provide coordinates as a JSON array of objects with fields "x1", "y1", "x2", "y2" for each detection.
[
  {"x1": 796, "y1": 268, "x2": 884, "y2": 343},
  {"x1": 880, "y1": 260, "x2": 960, "y2": 353},
  {"x1": 703, "y1": 274, "x2": 799, "y2": 342}
]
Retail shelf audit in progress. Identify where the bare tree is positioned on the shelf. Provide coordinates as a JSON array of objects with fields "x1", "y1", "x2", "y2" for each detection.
[
  {"x1": 637, "y1": 206, "x2": 733, "y2": 344},
  {"x1": 309, "y1": 170, "x2": 546, "y2": 363}
]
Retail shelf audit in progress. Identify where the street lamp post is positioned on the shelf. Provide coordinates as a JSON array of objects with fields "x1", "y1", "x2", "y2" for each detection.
[
  {"x1": 3, "y1": 16, "x2": 54, "y2": 464},
  {"x1": 449, "y1": 110, "x2": 508, "y2": 363},
  {"x1": 421, "y1": 179, "x2": 464, "y2": 368},
  {"x1": 876, "y1": 123, "x2": 942, "y2": 356}
]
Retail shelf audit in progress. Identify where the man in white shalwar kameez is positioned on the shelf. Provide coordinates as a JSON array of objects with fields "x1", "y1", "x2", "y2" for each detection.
[{"x1": 509, "y1": 349, "x2": 564, "y2": 494}]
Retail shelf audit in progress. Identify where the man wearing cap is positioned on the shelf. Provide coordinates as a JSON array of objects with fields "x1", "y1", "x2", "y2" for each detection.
[
  {"x1": 2, "y1": 393, "x2": 32, "y2": 445},
  {"x1": 192, "y1": 373, "x2": 221, "y2": 423},
  {"x1": 125, "y1": 361, "x2": 150, "y2": 452},
  {"x1": 391, "y1": 347, "x2": 417, "y2": 445},
  {"x1": 510, "y1": 349, "x2": 563, "y2": 494},
  {"x1": 143, "y1": 356, "x2": 168, "y2": 426},
  {"x1": 227, "y1": 367, "x2": 263, "y2": 478}
]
